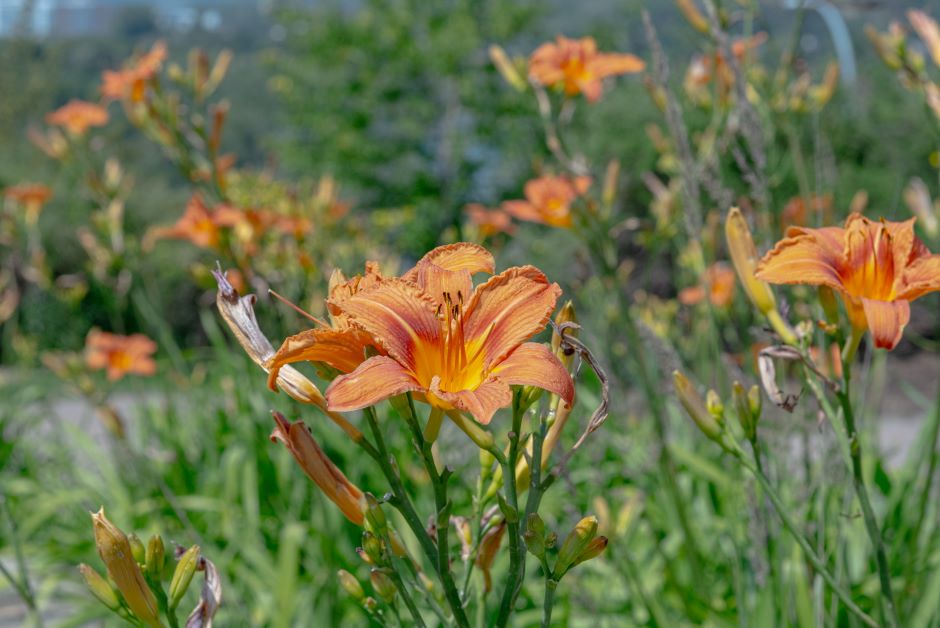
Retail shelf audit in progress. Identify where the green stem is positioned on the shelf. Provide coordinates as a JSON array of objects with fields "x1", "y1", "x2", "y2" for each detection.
[
  {"x1": 737, "y1": 455, "x2": 878, "y2": 628},
  {"x1": 495, "y1": 393, "x2": 526, "y2": 626},
  {"x1": 541, "y1": 576, "x2": 557, "y2": 628},
  {"x1": 387, "y1": 567, "x2": 427, "y2": 628},
  {"x1": 362, "y1": 406, "x2": 469, "y2": 628},
  {"x1": 0, "y1": 498, "x2": 42, "y2": 627},
  {"x1": 907, "y1": 377, "x2": 940, "y2": 590},
  {"x1": 836, "y1": 385, "x2": 899, "y2": 628},
  {"x1": 752, "y1": 439, "x2": 780, "y2": 613}
]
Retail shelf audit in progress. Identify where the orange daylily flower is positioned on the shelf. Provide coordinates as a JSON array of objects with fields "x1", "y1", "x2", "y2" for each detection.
[
  {"x1": 46, "y1": 100, "x2": 109, "y2": 136},
  {"x1": 101, "y1": 40, "x2": 167, "y2": 103},
  {"x1": 756, "y1": 213, "x2": 940, "y2": 349},
  {"x1": 781, "y1": 194, "x2": 832, "y2": 231},
  {"x1": 465, "y1": 204, "x2": 515, "y2": 237},
  {"x1": 265, "y1": 262, "x2": 384, "y2": 389},
  {"x1": 529, "y1": 35, "x2": 645, "y2": 102},
  {"x1": 146, "y1": 194, "x2": 222, "y2": 250},
  {"x1": 502, "y1": 175, "x2": 592, "y2": 229},
  {"x1": 684, "y1": 32, "x2": 767, "y2": 101},
  {"x1": 4, "y1": 183, "x2": 52, "y2": 225},
  {"x1": 325, "y1": 243, "x2": 574, "y2": 425},
  {"x1": 678, "y1": 262, "x2": 736, "y2": 308},
  {"x1": 85, "y1": 329, "x2": 157, "y2": 381},
  {"x1": 270, "y1": 412, "x2": 365, "y2": 525}
]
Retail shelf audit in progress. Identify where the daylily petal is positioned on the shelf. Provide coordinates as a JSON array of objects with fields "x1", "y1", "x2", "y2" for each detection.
[
  {"x1": 755, "y1": 233, "x2": 843, "y2": 290},
  {"x1": 431, "y1": 376, "x2": 512, "y2": 425},
  {"x1": 326, "y1": 355, "x2": 422, "y2": 412},
  {"x1": 589, "y1": 52, "x2": 645, "y2": 78},
  {"x1": 266, "y1": 327, "x2": 373, "y2": 391},
  {"x1": 579, "y1": 79, "x2": 604, "y2": 103},
  {"x1": 402, "y1": 243, "x2": 495, "y2": 303},
  {"x1": 861, "y1": 298, "x2": 910, "y2": 350},
  {"x1": 332, "y1": 279, "x2": 440, "y2": 371},
  {"x1": 899, "y1": 253, "x2": 940, "y2": 300},
  {"x1": 491, "y1": 342, "x2": 574, "y2": 403},
  {"x1": 502, "y1": 200, "x2": 545, "y2": 224},
  {"x1": 464, "y1": 266, "x2": 562, "y2": 370}
]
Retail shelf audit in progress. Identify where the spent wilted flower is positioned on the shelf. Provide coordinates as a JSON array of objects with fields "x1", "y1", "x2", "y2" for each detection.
[
  {"x1": 101, "y1": 40, "x2": 168, "y2": 103},
  {"x1": 46, "y1": 100, "x2": 109, "y2": 136},
  {"x1": 90, "y1": 508, "x2": 162, "y2": 627},
  {"x1": 84, "y1": 329, "x2": 157, "y2": 381},
  {"x1": 678, "y1": 262, "x2": 736, "y2": 308},
  {"x1": 756, "y1": 213, "x2": 940, "y2": 349},
  {"x1": 270, "y1": 411, "x2": 365, "y2": 525},
  {"x1": 529, "y1": 35, "x2": 644, "y2": 102},
  {"x1": 475, "y1": 521, "x2": 507, "y2": 593},
  {"x1": 325, "y1": 243, "x2": 574, "y2": 425},
  {"x1": 502, "y1": 175, "x2": 591, "y2": 229}
]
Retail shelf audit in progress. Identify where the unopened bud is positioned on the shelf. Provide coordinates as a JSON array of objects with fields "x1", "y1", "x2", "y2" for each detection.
[
  {"x1": 748, "y1": 385, "x2": 762, "y2": 421},
  {"x1": 818, "y1": 286, "x2": 840, "y2": 324},
  {"x1": 555, "y1": 516, "x2": 598, "y2": 578},
  {"x1": 573, "y1": 536, "x2": 609, "y2": 566},
  {"x1": 370, "y1": 569, "x2": 397, "y2": 603},
  {"x1": 338, "y1": 569, "x2": 365, "y2": 600},
  {"x1": 489, "y1": 45, "x2": 528, "y2": 92},
  {"x1": 497, "y1": 493, "x2": 519, "y2": 523},
  {"x1": 523, "y1": 513, "x2": 547, "y2": 559},
  {"x1": 145, "y1": 535, "x2": 165, "y2": 581},
  {"x1": 90, "y1": 508, "x2": 161, "y2": 627},
  {"x1": 79, "y1": 564, "x2": 121, "y2": 611},
  {"x1": 705, "y1": 390, "x2": 724, "y2": 422},
  {"x1": 128, "y1": 534, "x2": 145, "y2": 564},
  {"x1": 732, "y1": 381, "x2": 754, "y2": 441},
  {"x1": 364, "y1": 494, "x2": 387, "y2": 536},
  {"x1": 168, "y1": 545, "x2": 200, "y2": 610},
  {"x1": 361, "y1": 531, "x2": 384, "y2": 565},
  {"x1": 725, "y1": 207, "x2": 777, "y2": 315},
  {"x1": 363, "y1": 597, "x2": 379, "y2": 613},
  {"x1": 673, "y1": 371, "x2": 722, "y2": 441}
]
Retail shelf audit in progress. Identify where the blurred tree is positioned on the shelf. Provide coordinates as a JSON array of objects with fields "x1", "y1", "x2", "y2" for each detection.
[{"x1": 271, "y1": 0, "x2": 544, "y2": 257}]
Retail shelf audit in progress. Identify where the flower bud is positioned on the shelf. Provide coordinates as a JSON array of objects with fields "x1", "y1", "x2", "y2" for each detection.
[
  {"x1": 363, "y1": 494, "x2": 387, "y2": 536},
  {"x1": 732, "y1": 381, "x2": 755, "y2": 441},
  {"x1": 338, "y1": 569, "x2": 365, "y2": 600},
  {"x1": 523, "y1": 513, "x2": 547, "y2": 559},
  {"x1": 555, "y1": 516, "x2": 598, "y2": 578},
  {"x1": 676, "y1": 0, "x2": 709, "y2": 33},
  {"x1": 270, "y1": 412, "x2": 365, "y2": 526},
  {"x1": 573, "y1": 536, "x2": 609, "y2": 567},
  {"x1": 361, "y1": 531, "x2": 385, "y2": 565},
  {"x1": 725, "y1": 207, "x2": 776, "y2": 315},
  {"x1": 705, "y1": 390, "x2": 724, "y2": 423},
  {"x1": 818, "y1": 286, "x2": 840, "y2": 324},
  {"x1": 748, "y1": 385, "x2": 762, "y2": 422},
  {"x1": 128, "y1": 534, "x2": 145, "y2": 564},
  {"x1": 489, "y1": 45, "x2": 528, "y2": 92},
  {"x1": 370, "y1": 569, "x2": 397, "y2": 603},
  {"x1": 78, "y1": 564, "x2": 121, "y2": 611},
  {"x1": 363, "y1": 597, "x2": 379, "y2": 613},
  {"x1": 145, "y1": 535, "x2": 165, "y2": 581},
  {"x1": 90, "y1": 508, "x2": 162, "y2": 627},
  {"x1": 168, "y1": 545, "x2": 200, "y2": 610},
  {"x1": 497, "y1": 493, "x2": 519, "y2": 523},
  {"x1": 673, "y1": 371, "x2": 722, "y2": 441}
]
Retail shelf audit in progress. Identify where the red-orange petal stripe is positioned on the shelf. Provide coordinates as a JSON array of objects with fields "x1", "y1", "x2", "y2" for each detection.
[{"x1": 266, "y1": 327, "x2": 373, "y2": 391}]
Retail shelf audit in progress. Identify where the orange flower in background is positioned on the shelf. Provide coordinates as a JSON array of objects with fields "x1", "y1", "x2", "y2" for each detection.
[
  {"x1": 46, "y1": 100, "x2": 109, "y2": 136},
  {"x1": 679, "y1": 262, "x2": 736, "y2": 308},
  {"x1": 146, "y1": 194, "x2": 222, "y2": 250},
  {"x1": 529, "y1": 35, "x2": 644, "y2": 102},
  {"x1": 325, "y1": 243, "x2": 574, "y2": 425},
  {"x1": 465, "y1": 204, "x2": 515, "y2": 237},
  {"x1": 85, "y1": 329, "x2": 157, "y2": 381},
  {"x1": 270, "y1": 412, "x2": 365, "y2": 525},
  {"x1": 781, "y1": 194, "x2": 832, "y2": 230},
  {"x1": 756, "y1": 213, "x2": 940, "y2": 349},
  {"x1": 101, "y1": 40, "x2": 167, "y2": 102},
  {"x1": 4, "y1": 183, "x2": 52, "y2": 225},
  {"x1": 684, "y1": 32, "x2": 766, "y2": 100},
  {"x1": 502, "y1": 175, "x2": 591, "y2": 228}
]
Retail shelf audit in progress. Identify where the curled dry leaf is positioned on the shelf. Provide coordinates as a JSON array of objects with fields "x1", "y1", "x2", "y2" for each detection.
[{"x1": 185, "y1": 556, "x2": 222, "y2": 628}]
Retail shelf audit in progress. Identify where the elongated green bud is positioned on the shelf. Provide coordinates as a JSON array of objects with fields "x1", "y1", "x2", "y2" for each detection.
[
  {"x1": 573, "y1": 536, "x2": 609, "y2": 567},
  {"x1": 168, "y1": 545, "x2": 200, "y2": 610},
  {"x1": 555, "y1": 516, "x2": 598, "y2": 578},
  {"x1": 673, "y1": 371, "x2": 722, "y2": 440},
  {"x1": 145, "y1": 535, "x2": 165, "y2": 581},
  {"x1": 370, "y1": 569, "x2": 397, "y2": 603},
  {"x1": 361, "y1": 531, "x2": 384, "y2": 565},
  {"x1": 79, "y1": 564, "x2": 121, "y2": 611},
  {"x1": 128, "y1": 534, "x2": 145, "y2": 564},
  {"x1": 706, "y1": 390, "x2": 724, "y2": 423},
  {"x1": 363, "y1": 493, "x2": 387, "y2": 536},
  {"x1": 337, "y1": 569, "x2": 364, "y2": 600},
  {"x1": 523, "y1": 513, "x2": 547, "y2": 559}
]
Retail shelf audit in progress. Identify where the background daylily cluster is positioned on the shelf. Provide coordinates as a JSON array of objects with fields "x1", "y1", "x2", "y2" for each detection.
[{"x1": 3, "y1": 1, "x2": 940, "y2": 627}]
